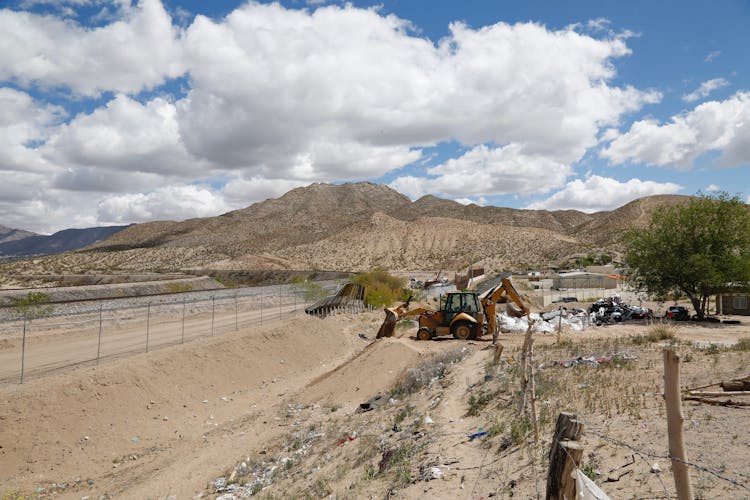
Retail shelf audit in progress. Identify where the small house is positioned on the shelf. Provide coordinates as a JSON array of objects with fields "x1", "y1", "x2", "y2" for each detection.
[{"x1": 718, "y1": 294, "x2": 750, "y2": 315}]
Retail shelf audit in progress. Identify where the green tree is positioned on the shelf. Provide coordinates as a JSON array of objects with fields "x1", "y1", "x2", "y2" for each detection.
[{"x1": 624, "y1": 193, "x2": 750, "y2": 319}]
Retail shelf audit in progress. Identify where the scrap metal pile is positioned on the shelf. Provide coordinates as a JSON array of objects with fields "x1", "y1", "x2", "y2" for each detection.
[{"x1": 588, "y1": 296, "x2": 652, "y2": 326}]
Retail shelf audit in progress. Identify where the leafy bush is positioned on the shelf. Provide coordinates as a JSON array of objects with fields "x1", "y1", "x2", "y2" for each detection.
[{"x1": 352, "y1": 269, "x2": 407, "y2": 308}]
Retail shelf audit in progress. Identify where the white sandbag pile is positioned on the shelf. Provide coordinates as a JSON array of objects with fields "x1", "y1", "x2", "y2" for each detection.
[{"x1": 497, "y1": 310, "x2": 589, "y2": 334}]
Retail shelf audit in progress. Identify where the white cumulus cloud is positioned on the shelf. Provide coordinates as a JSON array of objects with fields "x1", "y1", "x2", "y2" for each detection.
[
  {"x1": 601, "y1": 91, "x2": 750, "y2": 169},
  {"x1": 0, "y1": 87, "x2": 65, "y2": 172},
  {"x1": 389, "y1": 144, "x2": 573, "y2": 200},
  {"x1": 0, "y1": 0, "x2": 185, "y2": 96},
  {"x1": 44, "y1": 94, "x2": 206, "y2": 185},
  {"x1": 177, "y1": 3, "x2": 658, "y2": 180},
  {"x1": 682, "y1": 78, "x2": 729, "y2": 103},
  {"x1": 526, "y1": 175, "x2": 682, "y2": 212},
  {"x1": 97, "y1": 184, "x2": 231, "y2": 224},
  {"x1": 0, "y1": 1, "x2": 673, "y2": 231}
]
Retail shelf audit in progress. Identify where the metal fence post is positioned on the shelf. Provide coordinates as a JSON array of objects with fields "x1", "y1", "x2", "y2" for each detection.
[
  {"x1": 96, "y1": 303, "x2": 103, "y2": 365},
  {"x1": 211, "y1": 295, "x2": 215, "y2": 336},
  {"x1": 181, "y1": 297, "x2": 186, "y2": 344},
  {"x1": 145, "y1": 302, "x2": 151, "y2": 353},
  {"x1": 20, "y1": 313, "x2": 27, "y2": 384}
]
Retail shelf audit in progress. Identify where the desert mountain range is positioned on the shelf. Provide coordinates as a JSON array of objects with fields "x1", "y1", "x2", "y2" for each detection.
[{"x1": 2, "y1": 182, "x2": 690, "y2": 276}]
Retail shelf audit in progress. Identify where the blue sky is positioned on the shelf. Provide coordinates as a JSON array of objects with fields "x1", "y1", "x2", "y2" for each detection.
[{"x1": 1, "y1": 0, "x2": 749, "y2": 233}]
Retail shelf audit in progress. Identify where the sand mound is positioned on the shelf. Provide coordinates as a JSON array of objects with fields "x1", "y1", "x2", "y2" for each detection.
[
  {"x1": 302, "y1": 337, "x2": 426, "y2": 408},
  {"x1": 0, "y1": 314, "x2": 367, "y2": 497}
]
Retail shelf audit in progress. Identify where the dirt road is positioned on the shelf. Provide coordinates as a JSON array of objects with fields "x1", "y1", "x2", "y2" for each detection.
[{"x1": 0, "y1": 301, "x2": 302, "y2": 383}]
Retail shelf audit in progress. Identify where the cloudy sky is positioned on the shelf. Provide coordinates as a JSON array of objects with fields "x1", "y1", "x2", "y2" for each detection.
[{"x1": 1, "y1": 0, "x2": 749, "y2": 234}]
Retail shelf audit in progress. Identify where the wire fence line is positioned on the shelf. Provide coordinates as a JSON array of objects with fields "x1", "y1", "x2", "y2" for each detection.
[{"x1": 0, "y1": 280, "x2": 362, "y2": 385}]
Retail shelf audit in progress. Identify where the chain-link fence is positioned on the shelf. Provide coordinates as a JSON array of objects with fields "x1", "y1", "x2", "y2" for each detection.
[{"x1": 0, "y1": 281, "x2": 354, "y2": 384}]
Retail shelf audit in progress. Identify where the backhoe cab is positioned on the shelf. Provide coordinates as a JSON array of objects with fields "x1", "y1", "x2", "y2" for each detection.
[{"x1": 376, "y1": 277, "x2": 530, "y2": 342}]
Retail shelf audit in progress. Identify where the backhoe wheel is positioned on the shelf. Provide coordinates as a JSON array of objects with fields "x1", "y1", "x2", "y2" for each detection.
[
  {"x1": 451, "y1": 321, "x2": 476, "y2": 340},
  {"x1": 416, "y1": 327, "x2": 432, "y2": 341}
]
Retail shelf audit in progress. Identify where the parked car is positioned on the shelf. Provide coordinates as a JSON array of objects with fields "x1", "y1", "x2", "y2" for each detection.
[{"x1": 665, "y1": 305, "x2": 690, "y2": 321}]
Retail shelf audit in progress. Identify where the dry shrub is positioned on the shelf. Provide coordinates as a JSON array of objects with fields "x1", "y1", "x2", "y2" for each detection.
[
  {"x1": 632, "y1": 323, "x2": 676, "y2": 344},
  {"x1": 733, "y1": 337, "x2": 750, "y2": 352},
  {"x1": 390, "y1": 347, "x2": 467, "y2": 397}
]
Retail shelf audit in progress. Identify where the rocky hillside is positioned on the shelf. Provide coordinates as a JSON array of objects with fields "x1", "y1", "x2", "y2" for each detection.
[
  {"x1": 0, "y1": 224, "x2": 37, "y2": 245},
  {"x1": 0, "y1": 183, "x2": 693, "y2": 276}
]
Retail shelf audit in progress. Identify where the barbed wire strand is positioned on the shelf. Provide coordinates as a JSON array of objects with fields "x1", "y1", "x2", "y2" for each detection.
[{"x1": 579, "y1": 414, "x2": 750, "y2": 495}]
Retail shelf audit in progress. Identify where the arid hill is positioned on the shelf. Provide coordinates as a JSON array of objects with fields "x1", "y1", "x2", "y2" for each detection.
[
  {"x1": 1, "y1": 183, "x2": 693, "y2": 277},
  {"x1": 0, "y1": 224, "x2": 37, "y2": 245}
]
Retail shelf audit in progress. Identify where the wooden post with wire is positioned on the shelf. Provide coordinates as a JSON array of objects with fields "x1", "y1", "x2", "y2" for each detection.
[
  {"x1": 546, "y1": 412, "x2": 584, "y2": 500},
  {"x1": 663, "y1": 348, "x2": 694, "y2": 500}
]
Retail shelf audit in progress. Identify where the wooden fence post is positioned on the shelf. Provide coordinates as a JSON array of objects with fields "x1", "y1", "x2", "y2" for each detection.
[
  {"x1": 664, "y1": 348, "x2": 694, "y2": 500},
  {"x1": 546, "y1": 412, "x2": 584, "y2": 500}
]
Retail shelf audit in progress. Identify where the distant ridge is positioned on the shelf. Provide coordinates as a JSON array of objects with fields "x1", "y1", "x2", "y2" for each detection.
[
  {"x1": 0, "y1": 225, "x2": 131, "y2": 262},
  {"x1": 0, "y1": 183, "x2": 695, "y2": 274},
  {"x1": 0, "y1": 224, "x2": 37, "y2": 245}
]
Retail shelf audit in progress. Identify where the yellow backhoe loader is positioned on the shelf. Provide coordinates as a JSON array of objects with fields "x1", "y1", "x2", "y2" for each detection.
[{"x1": 376, "y1": 277, "x2": 530, "y2": 342}]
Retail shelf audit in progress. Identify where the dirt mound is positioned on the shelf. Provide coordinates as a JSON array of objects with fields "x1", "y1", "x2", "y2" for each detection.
[
  {"x1": 0, "y1": 313, "x2": 370, "y2": 497},
  {"x1": 302, "y1": 337, "x2": 426, "y2": 409}
]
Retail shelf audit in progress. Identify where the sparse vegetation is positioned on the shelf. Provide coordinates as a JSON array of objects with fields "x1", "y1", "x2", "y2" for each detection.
[
  {"x1": 390, "y1": 348, "x2": 467, "y2": 397},
  {"x1": 13, "y1": 291, "x2": 54, "y2": 319},
  {"x1": 466, "y1": 389, "x2": 495, "y2": 416},
  {"x1": 291, "y1": 277, "x2": 329, "y2": 301},
  {"x1": 166, "y1": 281, "x2": 193, "y2": 293},
  {"x1": 631, "y1": 322, "x2": 677, "y2": 344}
]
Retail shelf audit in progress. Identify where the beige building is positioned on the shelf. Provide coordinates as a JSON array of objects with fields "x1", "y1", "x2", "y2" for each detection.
[{"x1": 552, "y1": 271, "x2": 618, "y2": 290}]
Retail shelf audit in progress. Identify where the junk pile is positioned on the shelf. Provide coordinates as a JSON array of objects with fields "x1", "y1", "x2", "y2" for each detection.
[{"x1": 588, "y1": 296, "x2": 652, "y2": 326}]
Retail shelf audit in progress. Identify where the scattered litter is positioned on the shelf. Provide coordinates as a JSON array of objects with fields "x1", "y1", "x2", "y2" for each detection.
[
  {"x1": 357, "y1": 393, "x2": 386, "y2": 413},
  {"x1": 574, "y1": 468, "x2": 612, "y2": 499},
  {"x1": 468, "y1": 428, "x2": 488, "y2": 441},
  {"x1": 336, "y1": 435, "x2": 358, "y2": 446},
  {"x1": 428, "y1": 466, "x2": 443, "y2": 480},
  {"x1": 552, "y1": 352, "x2": 637, "y2": 368}
]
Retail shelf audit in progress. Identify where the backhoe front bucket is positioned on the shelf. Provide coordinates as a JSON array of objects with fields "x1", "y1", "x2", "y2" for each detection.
[{"x1": 376, "y1": 307, "x2": 399, "y2": 338}]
